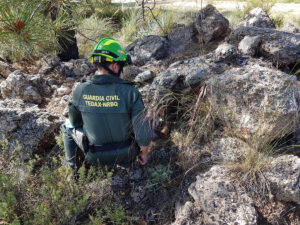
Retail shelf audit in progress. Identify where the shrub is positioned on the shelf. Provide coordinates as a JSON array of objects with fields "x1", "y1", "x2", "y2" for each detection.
[
  {"x1": 271, "y1": 14, "x2": 284, "y2": 29},
  {"x1": 147, "y1": 163, "x2": 173, "y2": 188}
]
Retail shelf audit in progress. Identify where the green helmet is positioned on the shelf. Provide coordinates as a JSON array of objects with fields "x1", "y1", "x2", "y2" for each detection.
[{"x1": 90, "y1": 37, "x2": 131, "y2": 64}]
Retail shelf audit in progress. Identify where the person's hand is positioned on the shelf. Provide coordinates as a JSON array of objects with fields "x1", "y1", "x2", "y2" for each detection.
[
  {"x1": 138, "y1": 146, "x2": 150, "y2": 165},
  {"x1": 138, "y1": 151, "x2": 148, "y2": 165}
]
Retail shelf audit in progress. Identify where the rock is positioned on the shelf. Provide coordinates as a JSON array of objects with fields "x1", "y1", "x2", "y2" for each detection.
[
  {"x1": 126, "y1": 35, "x2": 169, "y2": 66},
  {"x1": 129, "y1": 168, "x2": 142, "y2": 181},
  {"x1": 226, "y1": 26, "x2": 300, "y2": 67},
  {"x1": 38, "y1": 55, "x2": 60, "y2": 75},
  {"x1": 207, "y1": 63, "x2": 300, "y2": 143},
  {"x1": 238, "y1": 7, "x2": 275, "y2": 29},
  {"x1": 281, "y1": 23, "x2": 300, "y2": 34},
  {"x1": 209, "y1": 136, "x2": 251, "y2": 162},
  {"x1": 238, "y1": 35, "x2": 262, "y2": 56},
  {"x1": 56, "y1": 86, "x2": 72, "y2": 97},
  {"x1": 130, "y1": 185, "x2": 145, "y2": 203},
  {"x1": 72, "y1": 58, "x2": 97, "y2": 76},
  {"x1": 122, "y1": 65, "x2": 142, "y2": 81},
  {"x1": 0, "y1": 61, "x2": 16, "y2": 78},
  {"x1": 0, "y1": 70, "x2": 51, "y2": 104},
  {"x1": 264, "y1": 155, "x2": 300, "y2": 204},
  {"x1": 172, "y1": 201, "x2": 202, "y2": 225},
  {"x1": 153, "y1": 56, "x2": 210, "y2": 91},
  {"x1": 61, "y1": 62, "x2": 81, "y2": 77},
  {"x1": 134, "y1": 70, "x2": 154, "y2": 83},
  {"x1": 175, "y1": 166, "x2": 257, "y2": 224},
  {"x1": 194, "y1": 4, "x2": 230, "y2": 43},
  {"x1": 0, "y1": 99, "x2": 62, "y2": 159},
  {"x1": 214, "y1": 43, "x2": 237, "y2": 61},
  {"x1": 167, "y1": 23, "x2": 199, "y2": 55}
]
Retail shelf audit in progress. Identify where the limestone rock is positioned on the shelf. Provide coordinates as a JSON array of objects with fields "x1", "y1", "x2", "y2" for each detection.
[
  {"x1": 264, "y1": 155, "x2": 300, "y2": 204},
  {"x1": 194, "y1": 4, "x2": 230, "y2": 43},
  {"x1": 214, "y1": 43, "x2": 237, "y2": 61},
  {"x1": 172, "y1": 201, "x2": 202, "y2": 225},
  {"x1": 134, "y1": 70, "x2": 154, "y2": 83},
  {"x1": 207, "y1": 63, "x2": 300, "y2": 143},
  {"x1": 38, "y1": 55, "x2": 60, "y2": 75},
  {"x1": 209, "y1": 136, "x2": 251, "y2": 162},
  {"x1": 126, "y1": 35, "x2": 169, "y2": 66},
  {"x1": 238, "y1": 35, "x2": 262, "y2": 56},
  {"x1": 0, "y1": 61, "x2": 16, "y2": 78},
  {"x1": 174, "y1": 166, "x2": 257, "y2": 224},
  {"x1": 56, "y1": 85, "x2": 72, "y2": 97},
  {"x1": 0, "y1": 70, "x2": 51, "y2": 104},
  {"x1": 167, "y1": 23, "x2": 199, "y2": 55},
  {"x1": 60, "y1": 58, "x2": 96, "y2": 77},
  {"x1": 239, "y1": 7, "x2": 275, "y2": 29},
  {"x1": 0, "y1": 99, "x2": 62, "y2": 159},
  {"x1": 227, "y1": 26, "x2": 300, "y2": 67},
  {"x1": 281, "y1": 22, "x2": 300, "y2": 34}
]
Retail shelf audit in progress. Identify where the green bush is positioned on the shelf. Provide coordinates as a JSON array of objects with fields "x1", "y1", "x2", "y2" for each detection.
[{"x1": 147, "y1": 163, "x2": 173, "y2": 188}]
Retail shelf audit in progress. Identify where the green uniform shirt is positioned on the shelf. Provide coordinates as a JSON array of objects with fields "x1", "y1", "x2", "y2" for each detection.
[{"x1": 68, "y1": 74, "x2": 154, "y2": 150}]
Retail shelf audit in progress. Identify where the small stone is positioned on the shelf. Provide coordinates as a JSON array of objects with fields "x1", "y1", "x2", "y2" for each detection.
[
  {"x1": 134, "y1": 70, "x2": 154, "y2": 83},
  {"x1": 238, "y1": 35, "x2": 262, "y2": 56}
]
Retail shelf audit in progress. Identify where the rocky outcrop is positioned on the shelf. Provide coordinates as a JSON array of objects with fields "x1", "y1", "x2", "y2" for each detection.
[
  {"x1": 126, "y1": 35, "x2": 169, "y2": 66},
  {"x1": 207, "y1": 63, "x2": 300, "y2": 143},
  {"x1": 238, "y1": 7, "x2": 275, "y2": 29},
  {"x1": 167, "y1": 23, "x2": 199, "y2": 55},
  {"x1": 195, "y1": 4, "x2": 230, "y2": 43},
  {"x1": 122, "y1": 65, "x2": 143, "y2": 81},
  {"x1": 0, "y1": 61, "x2": 16, "y2": 78},
  {"x1": 60, "y1": 58, "x2": 97, "y2": 77},
  {"x1": 0, "y1": 70, "x2": 51, "y2": 104},
  {"x1": 227, "y1": 26, "x2": 300, "y2": 67},
  {"x1": 281, "y1": 22, "x2": 300, "y2": 34},
  {"x1": 38, "y1": 55, "x2": 61, "y2": 75},
  {"x1": 0, "y1": 99, "x2": 62, "y2": 159},
  {"x1": 209, "y1": 136, "x2": 251, "y2": 162},
  {"x1": 173, "y1": 166, "x2": 257, "y2": 224},
  {"x1": 264, "y1": 155, "x2": 300, "y2": 204}
]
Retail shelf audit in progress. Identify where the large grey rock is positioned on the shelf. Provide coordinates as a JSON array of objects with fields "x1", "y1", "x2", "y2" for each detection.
[
  {"x1": 60, "y1": 58, "x2": 96, "y2": 77},
  {"x1": 264, "y1": 155, "x2": 300, "y2": 204},
  {"x1": 173, "y1": 166, "x2": 257, "y2": 224},
  {"x1": 0, "y1": 99, "x2": 62, "y2": 159},
  {"x1": 207, "y1": 63, "x2": 300, "y2": 143},
  {"x1": 281, "y1": 22, "x2": 300, "y2": 34},
  {"x1": 172, "y1": 201, "x2": 202, "y2": 225},
  {"x1": 227, "y1": 26, "x2": 300, "y2": 67},
  {"x1": 209, "y1": 136, "x2": 251, "y2": 162},
  {"x1": 194, "y1": 4, "x2": 230, "y2": 43},
  {"x1": 239, "y1": 7, "x2": 275, "y2": 29},
  {"x1": 126, "y1": 35, "x2": 169, "y2": 66},
  {"x1": 238, "y1": 35, "x2": 262, "y2": 56},
  {"x1": 0, "y1": 61, "x2": 16, "y2": 78},
  {"x1": 167, "y1": 23, "x2": 199, "y2": 55},
  {"x1": 38, "y1": 55, "x2": 60, "y2": 75},
  {"x1": 0, "y1": 70, "x2": 51, "y2": 104},
  {"x1": 152, "y1": 57, "x2": 210, "y2": 91}
]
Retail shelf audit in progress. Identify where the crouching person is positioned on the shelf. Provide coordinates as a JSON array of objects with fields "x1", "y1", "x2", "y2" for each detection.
[{"x1": 61, "y1": 37, "x2": 156, "y2": 170}]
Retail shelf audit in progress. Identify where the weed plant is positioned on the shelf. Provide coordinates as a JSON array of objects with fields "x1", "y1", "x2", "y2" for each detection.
[
  {"x1": 0, "y1": 136, "x2": 129, "y2": 224},
  {"x1": 147, "y1": 163, "x2": 173, "y2": 188}
]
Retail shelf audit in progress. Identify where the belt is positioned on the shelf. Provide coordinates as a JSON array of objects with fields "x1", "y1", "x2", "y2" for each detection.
[{"x1": 88, "y1": 140, "x2": 132, "y2": 153}]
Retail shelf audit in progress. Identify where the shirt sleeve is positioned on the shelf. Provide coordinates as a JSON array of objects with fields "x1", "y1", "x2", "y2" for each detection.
[
  {"x1": 131, "y1": 90, "x2": 156, "y2": 146},
  {"x1": 68, "y1": 85, "x2": 83, "y2": 128}
]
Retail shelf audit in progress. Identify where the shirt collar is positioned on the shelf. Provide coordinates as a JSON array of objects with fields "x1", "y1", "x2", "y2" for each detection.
[{"x1": 90, "y1": 74, "x2": 132, "y2": 85}]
